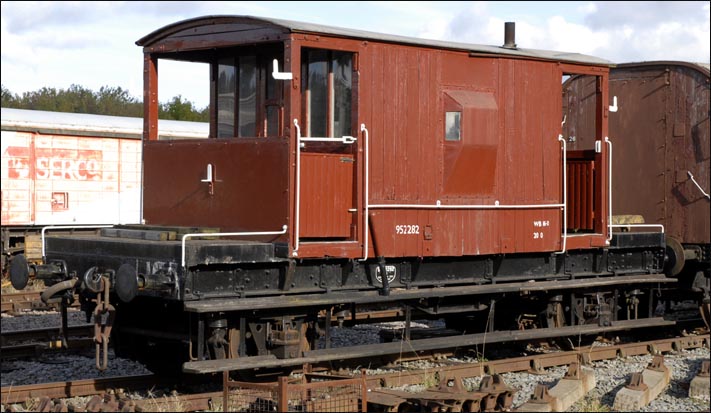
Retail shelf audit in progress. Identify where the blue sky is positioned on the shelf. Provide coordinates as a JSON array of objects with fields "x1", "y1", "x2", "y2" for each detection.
[{"x1": 2, "y1": 1, "x2": 709, "y2": 109}]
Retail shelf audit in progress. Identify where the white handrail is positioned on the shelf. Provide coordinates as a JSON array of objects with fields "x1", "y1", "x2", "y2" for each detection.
[
  {"x1": 300, "y1": 136, "x2": 357, "y2": 144},
  {"x1": 293, "y1": 119, "x2": 301, "y2": 257},
  {"x1": 558, "y1": 135, "x2": 567, "y2": 254},
  {"x1": 610, "y1": 224, "x2": 664, "y2": 233},
  {"x1": 360, "y1": 132, "x2": 566, "y2": 258},
  {"x1": 688, "y1": 171, "x2": 710, "y2": 200},
  {"x1": 360, "y1": 124, "x2": 369, "y2": 261},
  {"x1": 181, "y1": 225, "x2": 288, "y2": 268},
  {"x1": 41, "y1": 225, "x2": 114, "y2": 261},
  {"x1": 293, "y1": 119, "x2": 358, "y2": 257},
  {"x1": 272, "y1": 59, "x2": 293, "y2": 80},
  {"x1": 367, "y1": 202, "x2": 565, "y2": 209},
  {"x1": 605, "y1": 137, "x2": 612, "y2": 243}
]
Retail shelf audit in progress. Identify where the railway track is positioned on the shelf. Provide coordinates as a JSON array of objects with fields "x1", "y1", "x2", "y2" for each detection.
[
  {"x1": 0, "y1": 290, "x2": 79, "y2": 314},
  {"x1": 2, "y1": 332, "x2": 707, "y2": 411},
  {"x1": 1, "y1": 325, "x2": 94, "y2": 360},
  {"x1": 1, "y1": 290, "x2": 405, "y2": 326},
  {"x1": 0, "y1": 374, "x2": 159, "y2": 403}
]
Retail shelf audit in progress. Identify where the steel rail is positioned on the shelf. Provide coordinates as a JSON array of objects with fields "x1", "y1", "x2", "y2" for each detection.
[
  {"x1": 183, "y1": 317, "x2": 677, "y2": 374},
  {"x1": 1, "y1": 291, "x2": 80, "y2": 313},
  {"x1": 1, "y1": 325, "x2": 93, "y2": 345},
  {"x1": 0, "y1": 374, "x2": 158, "y2": 403},
  {"x1": 2, "y1": 334, "x2": 707, "y2": 410}
]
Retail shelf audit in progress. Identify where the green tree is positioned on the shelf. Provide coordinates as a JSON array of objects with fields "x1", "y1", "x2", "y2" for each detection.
[
  {"x1": 22, "y1": 87, "x2": 60, "y2": 111},
  {"x1": 2, "y1": 85, "x2": 207, "y2": 121},
  {"x1": 96, "y1": 86, "x2": 142, "y2": 117},
  {"x1": 160, "y1": 95, "x2": 208, "y2": 122},
  {"x1": 1, "y1": 84, "x2": 19, "y2": 107},
  {"x1": 61, "y1": 84, "x2": 98, "y2": 113}
]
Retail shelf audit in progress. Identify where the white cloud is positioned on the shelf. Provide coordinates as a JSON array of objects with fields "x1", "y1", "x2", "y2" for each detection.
[
  {"x1": 432, "y1": 1, "x2": 709, "y2": 64},
  {"x1": 1, "y1": 1, "x2": 709, "y2": 110}
]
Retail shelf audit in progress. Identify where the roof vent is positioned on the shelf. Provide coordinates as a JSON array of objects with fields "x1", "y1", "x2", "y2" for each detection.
[{"x1": 503, "y1": 22, "x2": 517, "y2": 49}]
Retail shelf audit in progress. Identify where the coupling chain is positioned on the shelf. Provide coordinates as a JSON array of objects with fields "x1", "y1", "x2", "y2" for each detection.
[{"x1": 93, "y1": 275, "x2": 116, "y2": 371}]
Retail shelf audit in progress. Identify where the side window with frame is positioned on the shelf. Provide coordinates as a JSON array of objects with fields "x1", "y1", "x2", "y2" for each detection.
[
  {"x1": 301, "y1": 48, "x2": 353, "y2": 138},
  {"x1": 214, "y1": 48, "x2": 283, "y2": 138},
  {"x1": 217, "y1": 57, "x2": 236, "y2": 138},
  {"x1": 445, "y1": 111, "x2": 461, "y2": 141}
]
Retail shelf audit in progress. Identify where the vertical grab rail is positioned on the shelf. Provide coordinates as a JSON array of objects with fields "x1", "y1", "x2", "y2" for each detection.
[
  {"x1": 360, "y1": 124, "x2": 369, "y2": 261},
  {"x1": 605, "y1": 137, "x2": 612, "y2": 243},
  {"x1": 293, "y1": 119, "x2": 302, "y2": 256},
  {"x1": 558, "y1": 135, "x2": 567, "y2": 254},
  {"x1": 292, "y1": 119, "x2": 356, "y2": 257}
]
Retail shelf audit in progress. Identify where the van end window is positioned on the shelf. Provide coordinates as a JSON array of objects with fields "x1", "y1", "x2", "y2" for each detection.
[
  {"x1": 217, "y1": 58, "x2": 236, "y2": 138},
  {"x1": 445, "y1": 111, "x2": 461, "y2": 141},
  {"x1": 214, "y1": 48, "x2": 284, "y2": 138}
]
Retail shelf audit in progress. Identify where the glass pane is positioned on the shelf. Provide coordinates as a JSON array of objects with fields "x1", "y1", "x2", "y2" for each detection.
[
  {"x1": 445, "y1": 111, "x2": 461, "y2": 141},
  {"x1": 238, "y1": 55, "x2": 256, "y2": 137},
  {"x1": 307, "y1": 50, "x2": 328, "y2": 137},
  {"x1": 217, "y1": 58, "x2": 235, "y2": 138},
  {"x1": 266, "y1": 105, "x2": 279, "y2": 137},
  {"x1": 332, "y1": 52, "x2": 352, "y2": 138},
  {"x1": 266, "y1": 59, "x2": 277, "y2": 100}
]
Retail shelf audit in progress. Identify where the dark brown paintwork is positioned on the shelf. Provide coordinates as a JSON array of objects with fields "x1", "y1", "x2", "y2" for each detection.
[
  {"x1": 142, "y1": 139, "x2": 289, "y2": 241},
  {"x1": 565, "y1": 62, "x2": 710, "y2": 245},
  {"x1": 138, "y1": 16, "x2": 613, "y2": 259}
]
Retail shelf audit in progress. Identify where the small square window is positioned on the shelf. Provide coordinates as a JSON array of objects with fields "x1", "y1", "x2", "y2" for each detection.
[{"x1": 445, "y1": 111, "x2": 461, "y2": 141}]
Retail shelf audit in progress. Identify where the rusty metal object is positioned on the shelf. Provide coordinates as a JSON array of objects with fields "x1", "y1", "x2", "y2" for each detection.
[
  {"x1": 529, "y1": 384, "x2": 554, "y2": 404},
  {"x1": 40, "y1": 279, "x2": 76, "y2": 305},
  {"x1": 479, "y1": 374, "x2": 515, "y2": 411},
  {"x1": 564, "y1": 362, "x2": 581, "y2": 380},
  {"x1": 92, "y1": 276, "x2": 115, "y2": 371},
  {"x1": 0, "y1": 375, "x2": 157, "y2": 403},
  {"x1": 2, "y1": 334, "x2": 708, "y2": 410},
  {"x1": 625, "y1": 372, "x2": 648, "y2": 392},
  {"x1": 1, "y1": 291, "x2": 80, "y2": 313},
  {"x1": 647, "y1": 355, "x2": 668, "y2": 373}
]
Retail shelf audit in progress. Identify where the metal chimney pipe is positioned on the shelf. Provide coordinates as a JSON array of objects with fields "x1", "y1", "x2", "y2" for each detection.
[{"x1": 503, "y1": 22, "x2": 517, "y2": 49}]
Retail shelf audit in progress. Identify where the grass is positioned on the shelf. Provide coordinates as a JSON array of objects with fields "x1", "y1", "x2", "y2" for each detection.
[
  {"x1": 143, "y1": 393, "x2": 191, "y2": 412},
  {"x1": 574, "y1": 396, "x2": 612, "y2": 412}
]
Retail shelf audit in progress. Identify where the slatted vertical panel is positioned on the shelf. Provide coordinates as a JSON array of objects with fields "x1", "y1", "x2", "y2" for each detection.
[
  {"x1": 300, "y1": 152, "x2": 354, "y2": 238},
  {"x1": 567, "y1": 159, "x2": 595, "y2": 231}
]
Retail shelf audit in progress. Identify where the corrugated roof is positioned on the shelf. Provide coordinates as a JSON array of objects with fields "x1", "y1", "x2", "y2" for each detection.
[{"x1": 137, "y1": 15, "x2": 612, "y2": 66}]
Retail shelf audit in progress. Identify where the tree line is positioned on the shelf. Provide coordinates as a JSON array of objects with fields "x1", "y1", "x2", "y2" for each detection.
[{"x1": 1, "y1": 84, "x2": 208, "y2": 122}]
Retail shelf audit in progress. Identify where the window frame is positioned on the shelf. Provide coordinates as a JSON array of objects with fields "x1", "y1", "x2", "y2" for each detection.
[
  {"x1": 212, "y1": 45, "x2": 285, "y2": 139},
  {"x1": 445, "y1": 111, "x2": 462, "y2": 141},
  {"x1": 300, "y1": 47, "x2": 355, "y2": 138}
]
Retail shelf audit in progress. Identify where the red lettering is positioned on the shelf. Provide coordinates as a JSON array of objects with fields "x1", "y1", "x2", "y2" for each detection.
[{"x1": 5, "y1": 146, "x2": 103, "y2": 181}]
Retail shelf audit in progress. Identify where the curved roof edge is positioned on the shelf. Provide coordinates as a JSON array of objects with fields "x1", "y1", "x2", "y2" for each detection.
[
  {"x1": 1, "y1": 107, "x2": 208, "y2": 139},
  {"x1": 615, "y1": 60, "x2": 710, "y2": 77},
  {"x1": 137, "y1": 15, "x2": 612, "y2": 66}
]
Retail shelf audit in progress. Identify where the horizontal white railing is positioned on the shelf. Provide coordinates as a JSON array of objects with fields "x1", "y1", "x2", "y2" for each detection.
[{"x1": 181, "y1": 225, "x2": 288, "y2": 268}]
